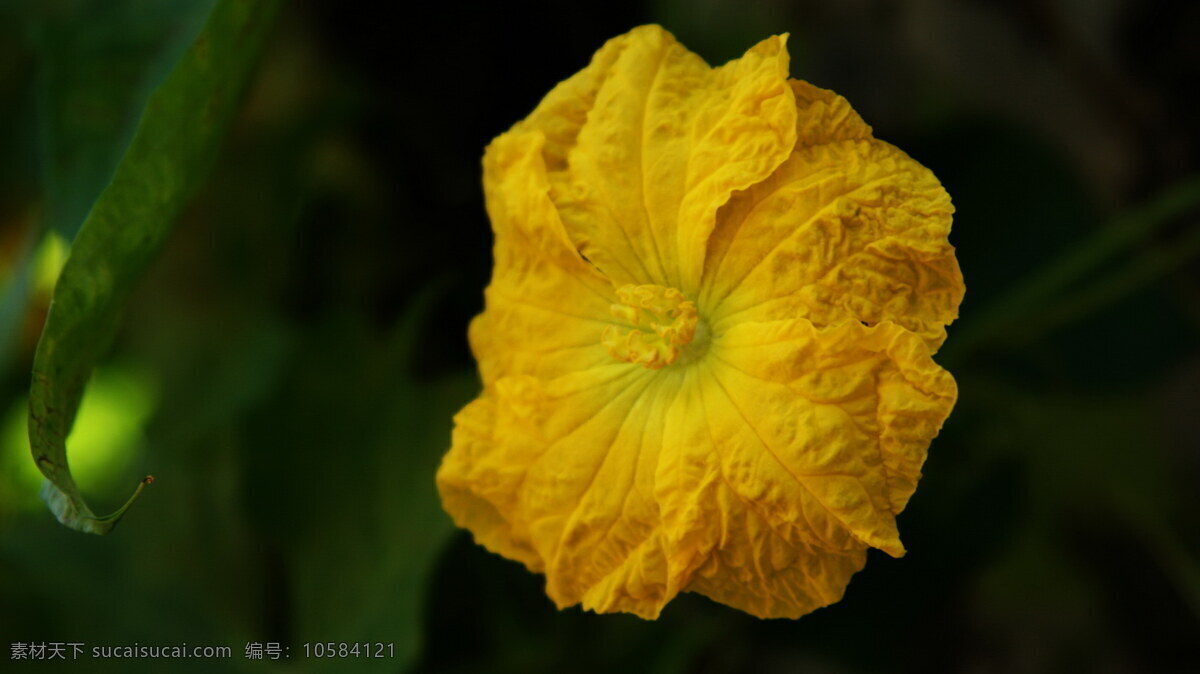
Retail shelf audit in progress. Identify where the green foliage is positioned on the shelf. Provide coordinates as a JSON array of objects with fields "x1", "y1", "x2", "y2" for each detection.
[
  {"x1": 945, "y1": 174, "x2": 1200, "y2": 364},
  {"x1": 32, "y1": 0, "x2": 217, "y2": 242},
  {"x1": 0, "y1": 0, "x2": 214, "y2": 365},
  {"x1": 28, "y1": 0, "x2": 281, "y2": 534},
  {"x1": 245, "y1": 314, "x2": 476, "y2": 670}
]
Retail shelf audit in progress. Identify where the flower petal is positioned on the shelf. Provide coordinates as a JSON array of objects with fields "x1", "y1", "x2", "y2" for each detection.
[
  {"x1": 438, "y1": 364, "x2": 656, "y2": 582},
  {"x1": 474, "y1": 130, "x2": 616, "y2": 385},
  {"x1": 437, "y1": 394, "x2": 543, "y2": 571},
  {"x1": 714, "y1": 318, "x2": 957, "y2": 522},
  {"x1": 698, "y1": 357, "x2": 903, "y2": 556},
  {"x1": 686, "y1": 509, "x2": 868, "y2": 620},
  {"x1": 654, "y1": 370, "x2": 869, "y2": 618},
  {"x1": 524, "y1": 25, "x2": 796, "y2": 293},
  {"x1": 440, "y1": 130, "x2": 634, "y2": 575},
  {"x1": 527, "y1": 371, "x2": 680, "y2": 618},
  {"x1": 701, "y1": 83, "x2": 962, "y2": 351}
]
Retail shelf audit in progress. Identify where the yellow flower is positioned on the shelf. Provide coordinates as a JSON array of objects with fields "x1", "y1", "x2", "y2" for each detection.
[{"x1": 437, "y1": 25, "x2": 963, "y2": 620}]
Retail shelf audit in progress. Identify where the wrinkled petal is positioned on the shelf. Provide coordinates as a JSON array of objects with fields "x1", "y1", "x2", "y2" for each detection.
[
  {"x1": 439, "y1": 360, "x2": 678, "y2": 619},
  {"x1": 439, "y1": 129, "x2": 635, "y2": 576},
  {"x1": 701, "y1": 83, "x2": 962, "y2": 351},
  {"x1": 687, "y1": 510, "x2": 868, "y2": 620},
  {"x1": 473, "y1": 130, "x2": 616, "y2": 385},
  {"x1": 699, "y1": 359, "x2": 894, "y2": 553},
  {"x1": 519, "y1": 25, "x2": 796, "y2": 294},
  {"x1": 650, "y1": 319, "x2": 954, "y2": 617},
  {"x1": 526, "y1": 370, "x2": 677, "y2": 618},
  {"x1": 713, "y1": 318, "x2": 957, "y2": 519},
  {"x1": 437, "y1": 394, "x2": 543, "y2": 571},
  {"x1": 655, "y1": 370, "x2": 869, "y2": 618}
]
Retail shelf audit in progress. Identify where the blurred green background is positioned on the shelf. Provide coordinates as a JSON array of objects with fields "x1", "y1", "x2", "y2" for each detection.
[{"x1": 1, "y1": 0, "x2": 1198, "y2": 672}]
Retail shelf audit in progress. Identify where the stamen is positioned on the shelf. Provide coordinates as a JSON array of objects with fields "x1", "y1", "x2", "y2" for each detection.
[{"x1": 602, "y1": 284, "x2": 700, "y2": 369}]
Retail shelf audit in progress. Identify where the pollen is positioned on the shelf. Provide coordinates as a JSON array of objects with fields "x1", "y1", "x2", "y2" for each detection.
[{"x1": 601, "y1": 284, "x2": 700, "y2": 369}]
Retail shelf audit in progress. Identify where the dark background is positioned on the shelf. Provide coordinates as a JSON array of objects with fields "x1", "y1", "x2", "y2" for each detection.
[{"x1": 1, "y1": 1, "x2": 1198, "y2": 672}]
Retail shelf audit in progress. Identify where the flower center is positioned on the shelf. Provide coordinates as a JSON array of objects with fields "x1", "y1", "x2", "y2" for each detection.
[{"x1": 601, "y1": 284, "x2": 701, "y2": 370}]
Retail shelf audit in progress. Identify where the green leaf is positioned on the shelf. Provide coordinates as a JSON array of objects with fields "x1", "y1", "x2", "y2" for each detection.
[
  {"x1": 28, "y1": 0, "x2": 282, "y2": 535},
  {"x1": 289, "y1": 372, "x2": 477, "y2": 672},
  {"x1": 31, "y1": 0, "x2": 216, "y2": 242},
  {"x1": 4, "y1": 1, "x2": 212, "y2": 371},
  {"x1": 238, "y1": 280, "x2": 474, "y2": 671},
  {"x1": 1013, "y1": 214, "x2": 1200, "y2": 344},
  {"x1": 942, "y1": 174, "x2": 1200, "y2": 366}
]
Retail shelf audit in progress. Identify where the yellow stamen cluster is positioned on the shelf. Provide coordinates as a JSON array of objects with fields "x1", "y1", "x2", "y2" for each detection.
[{"x1": 601, "y1": 284, "x2": 698, "y2": 369}]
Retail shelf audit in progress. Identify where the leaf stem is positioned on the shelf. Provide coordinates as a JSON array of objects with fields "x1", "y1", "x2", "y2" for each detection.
[{"x1": 943, "y1": 174, "x2": 1200, "y2": 366}]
